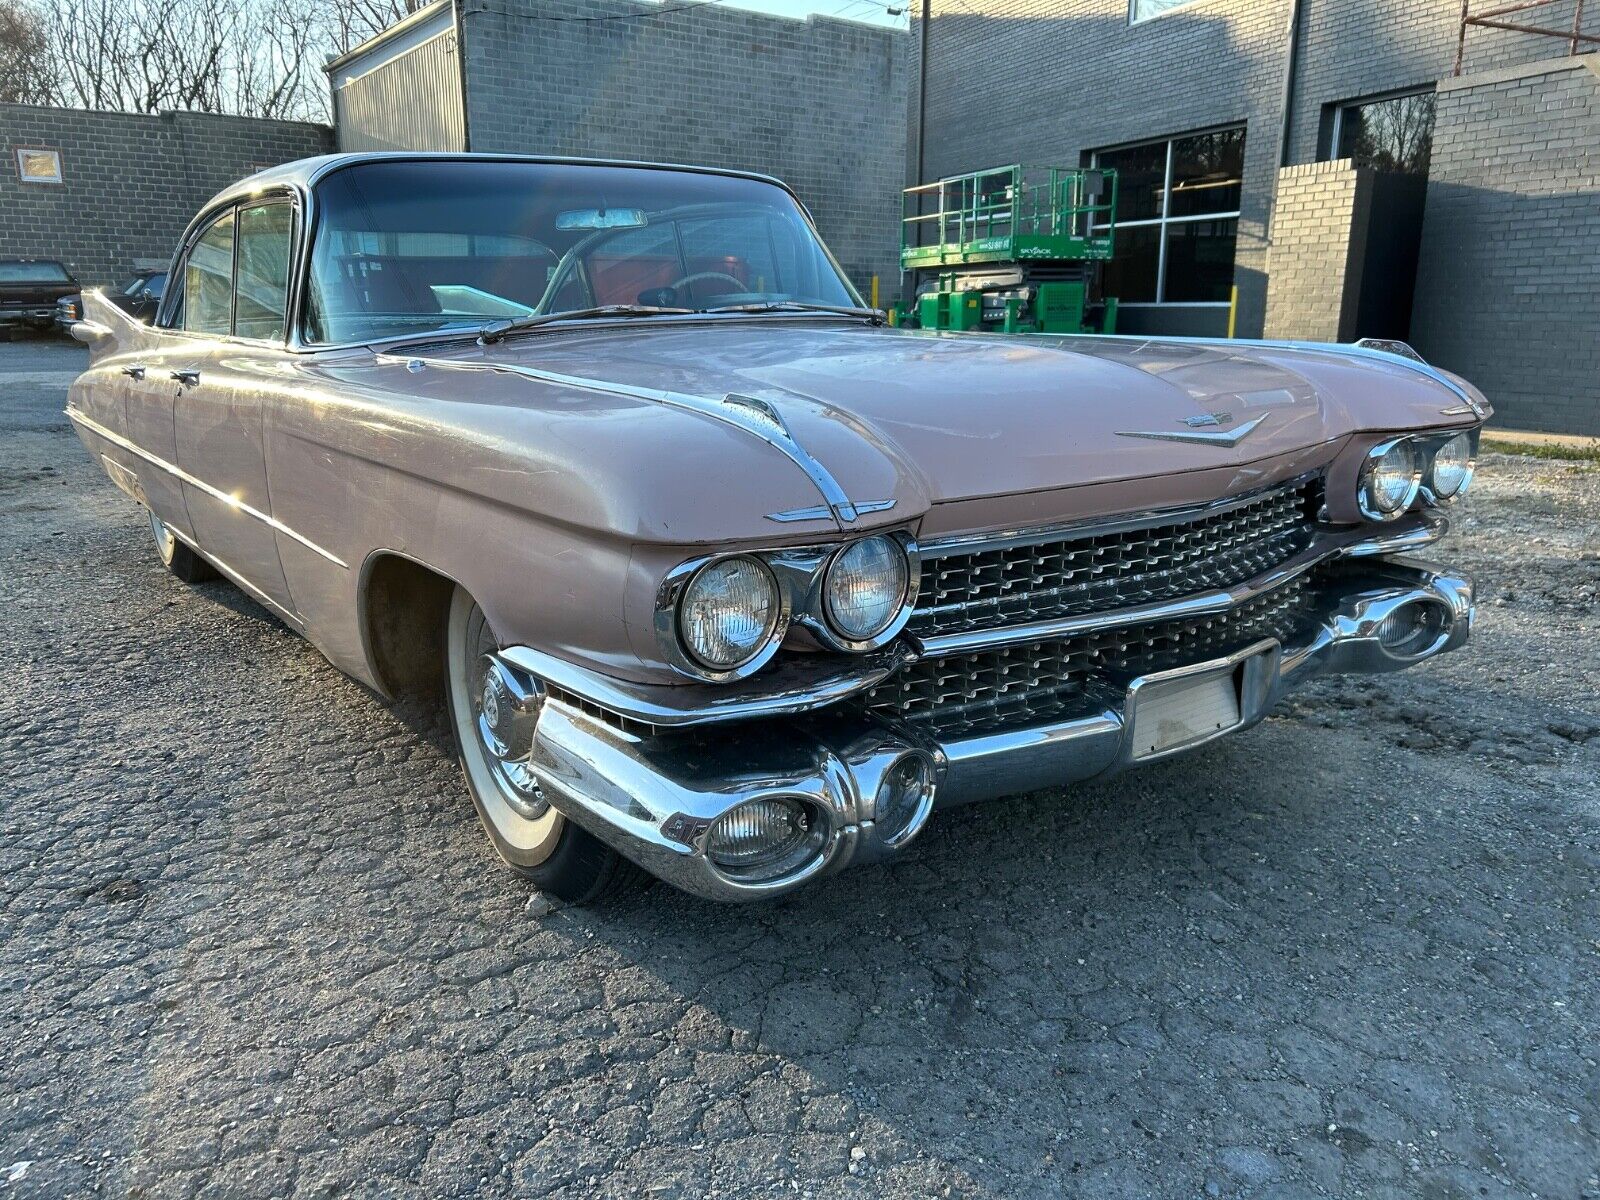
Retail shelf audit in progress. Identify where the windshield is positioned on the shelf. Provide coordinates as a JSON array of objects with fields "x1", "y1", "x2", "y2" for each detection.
[
  {"x1": 0, "y1": 261, "x2": 70, "y2": 284},
  {"x1": 304, "y1": 160, "x2": 858, "y2": 345}
]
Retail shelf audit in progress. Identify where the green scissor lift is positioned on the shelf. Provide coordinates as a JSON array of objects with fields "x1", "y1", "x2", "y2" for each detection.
[{"x1": 898, "y1": 164, "x2": 1119, "y2": 335}]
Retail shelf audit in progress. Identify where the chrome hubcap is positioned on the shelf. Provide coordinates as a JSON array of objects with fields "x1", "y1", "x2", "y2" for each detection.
[
  {"x1": 471, "y1": 653, "x2": 549, "y2": 821},
  {"x1": 149, "y1": 512, "x2": 176, "y2": 564}
]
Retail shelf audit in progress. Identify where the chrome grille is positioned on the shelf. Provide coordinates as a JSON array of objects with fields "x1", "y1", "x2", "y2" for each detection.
[
  {"x1": 866, "y1": 576, "x2": 1312, "y2": 737},
  {"x1": 912, "y1": 481, "x2": 1318, "y2": 637}
]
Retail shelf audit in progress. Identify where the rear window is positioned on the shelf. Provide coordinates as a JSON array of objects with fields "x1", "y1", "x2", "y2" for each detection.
[{"x1": 0, "y1": 261, "x2": 71, "y2": 283}]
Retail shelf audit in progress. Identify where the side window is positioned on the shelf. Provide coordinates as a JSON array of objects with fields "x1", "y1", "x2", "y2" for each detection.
[
  {"x1": 235, "y1": 202, "x2": 293, "y2": 340},
  {"x1": 183, "y1": 210, "x2": 235, "y2": 335}
]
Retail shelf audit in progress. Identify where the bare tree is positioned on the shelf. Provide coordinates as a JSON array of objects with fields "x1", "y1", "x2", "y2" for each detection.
[
  {"x1": 0, "y1": 0, "x2": 56, "y2": 105},
  {"x1": 31, "y1": 0, "x2": 424, "y2": 122},
  {"x1": 329, "y1": 0, "x2": 424, "y2": 56}
]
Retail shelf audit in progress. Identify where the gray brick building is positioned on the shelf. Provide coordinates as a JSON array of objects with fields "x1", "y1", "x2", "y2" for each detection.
[
  {"x1": 0, "y1": 105, "x2": 332, "y2": 286},
  {"x1": 910, "y1": 0, "x2": 1600, "y2": 434},
  {"x1": 329, "y1": 0, "x2": 909, "y2": 293}
]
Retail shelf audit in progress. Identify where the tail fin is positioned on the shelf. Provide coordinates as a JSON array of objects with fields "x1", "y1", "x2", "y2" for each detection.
[{"x1": 72, "y1": 290, "x2": 159, "y2": 364}]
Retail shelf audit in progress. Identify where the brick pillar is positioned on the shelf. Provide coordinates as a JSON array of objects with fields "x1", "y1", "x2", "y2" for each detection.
[{"x1": 1262, "y1": 160, "x2": 1366, "y2": 343}]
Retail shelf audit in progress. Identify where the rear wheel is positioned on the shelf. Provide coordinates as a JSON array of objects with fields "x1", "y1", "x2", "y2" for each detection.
[
  {"x1": 444, "y1": 586, "x2": 647, "y2": 904},
  {"x1": 149, "y1": 512, "x2": 219, "y2": 583}
]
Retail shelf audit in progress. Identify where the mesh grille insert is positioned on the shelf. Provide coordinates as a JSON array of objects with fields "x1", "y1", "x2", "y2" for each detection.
[
  {"x1": 867, "y1": 576, "x2": 1312, "y2": 738},
  {"x1": 913, "y1": 481, "x2": 1318, "y2": 637}
]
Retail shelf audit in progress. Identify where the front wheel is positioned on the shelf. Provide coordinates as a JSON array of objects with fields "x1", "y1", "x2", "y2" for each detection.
[
  {"x1": 443, "y1": 586, "x2": 647, "y2": 904},
  {"x1": 149, "y1": 512, "x2": 219, "y2": 583}
]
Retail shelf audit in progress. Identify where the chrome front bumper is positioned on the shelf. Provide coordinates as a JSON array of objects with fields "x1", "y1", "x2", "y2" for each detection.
[{"x1": 515, "y1": 557, "x2": 1473, "y2": 901}]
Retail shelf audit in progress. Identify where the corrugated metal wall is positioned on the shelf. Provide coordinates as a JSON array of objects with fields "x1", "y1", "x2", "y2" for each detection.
[{"x1": 333, "y1": 20, "x2": 465, "y2": 153}]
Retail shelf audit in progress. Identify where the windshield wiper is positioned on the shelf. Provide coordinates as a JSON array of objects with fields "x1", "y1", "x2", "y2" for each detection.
[
  {"x1": 477, "y1": 304, "x2": 695, "y2": 345},
  {"x1": 702, "y1": 300, "x2": 886, "y2": 325}
]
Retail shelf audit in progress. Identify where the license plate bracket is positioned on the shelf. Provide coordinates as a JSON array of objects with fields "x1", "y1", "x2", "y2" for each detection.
[{"x1": 1125, "y1": 642, "x2": 1281, "y2": 762}]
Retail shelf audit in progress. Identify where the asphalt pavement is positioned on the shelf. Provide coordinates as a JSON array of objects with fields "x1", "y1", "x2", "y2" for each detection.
[{"x1": 1, "y1": 336, "x2": 1597, "y2": 1199}]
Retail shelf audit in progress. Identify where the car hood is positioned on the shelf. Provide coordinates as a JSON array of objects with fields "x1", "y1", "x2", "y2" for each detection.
[{"x1": 414, "y1": 321, "x2": 1484, "y2": 518}]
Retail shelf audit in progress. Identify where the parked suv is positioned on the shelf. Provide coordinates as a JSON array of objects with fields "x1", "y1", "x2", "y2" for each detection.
[
  {"x1": 1, "y1": 259, "x2": 80, "y2": 336},
  {"x1": 56, "y1": 268, "x2": 167, "y2": 332}
]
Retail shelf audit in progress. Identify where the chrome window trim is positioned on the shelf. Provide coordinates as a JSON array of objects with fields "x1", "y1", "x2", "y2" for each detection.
[
  {"x1": 157, "y1": 185, "x2": 305, "y2": 343},
  {"x1": 283, "y1": 153, "x2": 863, "y2": 354}
]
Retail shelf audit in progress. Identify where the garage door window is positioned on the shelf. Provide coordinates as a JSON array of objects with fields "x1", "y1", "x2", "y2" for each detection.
[{"x1": 1089, "y1": 126, "x2": 1243, "y2": 310}]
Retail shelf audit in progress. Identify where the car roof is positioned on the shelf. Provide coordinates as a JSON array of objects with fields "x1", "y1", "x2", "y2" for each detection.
[{"x1": 204, "y1": 152, "x2": 798, "y2": 215}]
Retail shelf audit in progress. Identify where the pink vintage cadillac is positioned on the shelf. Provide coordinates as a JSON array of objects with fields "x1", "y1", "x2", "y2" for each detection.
[{"x1": 67, "y1": 153, "x2": 1484, "y2": 902}]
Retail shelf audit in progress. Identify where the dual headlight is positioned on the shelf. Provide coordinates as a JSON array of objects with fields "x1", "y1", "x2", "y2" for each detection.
[
  {"x1": 669, "y1": 533, "x2": 915, "y2": 678},
  {"x1": 1359, "y1": 430, "x2": 1476, "y2": 520}
]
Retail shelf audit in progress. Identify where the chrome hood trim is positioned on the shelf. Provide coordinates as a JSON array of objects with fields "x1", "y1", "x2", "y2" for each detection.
[{"x1": 377, "y1": 353, "x2": 886, "y2": 528}]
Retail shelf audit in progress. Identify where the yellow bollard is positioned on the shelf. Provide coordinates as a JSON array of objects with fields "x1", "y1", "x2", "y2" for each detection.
[
  {"x1": 870, "y1": 275, "x2": 880, "y2": 309},
  {"x1": 1227, "y1": 285, "x2": 1238, "y2": 338}
]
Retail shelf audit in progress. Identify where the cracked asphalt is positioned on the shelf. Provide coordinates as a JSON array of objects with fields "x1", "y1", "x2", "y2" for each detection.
[{"x1": 2, "y1": 336, "x2": 1598, "y2": 1200}]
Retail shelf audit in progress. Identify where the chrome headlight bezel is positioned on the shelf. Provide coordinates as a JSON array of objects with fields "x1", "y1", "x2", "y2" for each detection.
[
  {"x1": 1421, "y1": 428, "x2": 1478, "y2": 504},
  {"x1": 657, "y1": 532, "x2": 920, "y2": 679},
  {"x1": 787, "y1": 531, "x2": 920, "y2": 654},
  {"x1": 819, "y1": 533, "x2": 917, "y2": 650},
  {"x1": 657, "y1": 553, "x2": 789, "y2": 682},
  {"x1": 1357, "y1": 436, "x2": 1423, "y2": 521}
]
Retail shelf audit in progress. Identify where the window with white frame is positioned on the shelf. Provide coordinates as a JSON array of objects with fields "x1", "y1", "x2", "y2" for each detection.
[
  {"x1": 1088, "y1": 126, "x2": 1244, "y2": 308},
  {"x1": 1129, "y1": 0, "x2": 1201, "y2": 23}
]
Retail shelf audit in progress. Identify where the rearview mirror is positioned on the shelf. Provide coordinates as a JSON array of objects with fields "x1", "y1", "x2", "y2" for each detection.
[{"x1": 555, "y1": 208, "x2": 647, "y2": 231}]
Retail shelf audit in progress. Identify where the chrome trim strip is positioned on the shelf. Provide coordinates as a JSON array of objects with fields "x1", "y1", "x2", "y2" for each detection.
[
  {"x1": 66, "y1": 407, "x2": 349, "y2": 569},
  {"x1": 768, "y1": 498, "x2": 896, "y2": 523},
  {"x1": 1114, "y1": 414, "x2": 1267, "y2": 447},
  {"x1": 497, "y1": 640, "x2": 918, "y2": 729},
  {"x1": 380, "y1": 354, "x2": 870, "y2": 528},
  {"x1": 163, "y1": 518, "x2": 303, "y2": 628},
  {"x1": 910, "y1": 515, "x2": 1446, "y2": 657}
]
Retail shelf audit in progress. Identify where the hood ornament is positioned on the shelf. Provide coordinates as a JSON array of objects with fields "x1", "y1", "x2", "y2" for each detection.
[{"x1": 1116, "y1": 414, "x2": 1266, "y2": 447}]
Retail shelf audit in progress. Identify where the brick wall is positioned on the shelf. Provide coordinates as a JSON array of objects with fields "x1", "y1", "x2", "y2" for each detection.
[
  {"x1": 0, "y1": 105, "x2": 332, "y2": 286},
  {"x1": 457, "y1": 0, "x2": 908, "y2": 293},
  {"x1": 1411, "y1": 56, "x2": 1600, "y2": 437},
  {"x1": 1263, "y1": 160, "x2": 1361, "y2": 341},
  {"x1": 909, "y1": 0, "x2": 1598, "y2": 338}
]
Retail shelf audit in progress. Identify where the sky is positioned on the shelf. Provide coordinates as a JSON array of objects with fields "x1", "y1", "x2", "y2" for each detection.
[{"x1": 692, "y1": 0, "x2": 909, "y2": 30}]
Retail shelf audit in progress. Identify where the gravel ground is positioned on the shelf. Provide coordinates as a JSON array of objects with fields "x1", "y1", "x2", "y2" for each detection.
[{"x1": 2, "y1": 336, "x2": 1597, "y2": 1200}]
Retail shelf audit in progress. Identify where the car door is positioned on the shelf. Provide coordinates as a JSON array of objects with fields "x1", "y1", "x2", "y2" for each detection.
[{"x1": 169, "y1": 198, "x2": 298, "y2": 620}]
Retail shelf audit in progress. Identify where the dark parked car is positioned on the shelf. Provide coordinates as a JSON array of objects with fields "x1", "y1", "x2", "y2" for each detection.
[
  {"x1": 56, "y1": 268, "x2": 167, "y2": 332},
  {"x1": 1, "y1": 259, "x2": 79, "y2": 336}
]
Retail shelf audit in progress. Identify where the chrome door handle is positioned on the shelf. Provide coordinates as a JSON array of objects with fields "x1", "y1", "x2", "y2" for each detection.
[
  {"x1": 170, "y1": 369, "x2": 201, "y2": 385},
  {"x1": 120, "y1": 364, "x2": 146, "y2": 380}
]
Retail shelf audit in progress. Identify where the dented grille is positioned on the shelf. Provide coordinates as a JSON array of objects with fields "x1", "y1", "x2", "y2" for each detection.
[
  {"x1": 911, "y1": 481, "x2": 1318, "y2": 637},
  {"x1": 867, "y1": 576, "x2": 1312, "y2": 737}
]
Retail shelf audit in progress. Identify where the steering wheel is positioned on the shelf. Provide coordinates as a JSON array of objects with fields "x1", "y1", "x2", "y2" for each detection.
[{"x1": 665, "y1": 271, "x2": 748, "y2": 301}]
